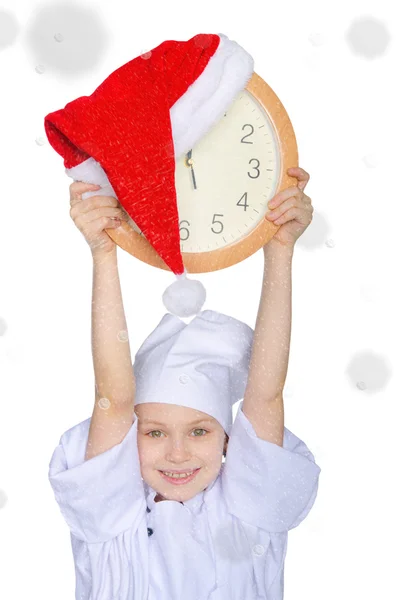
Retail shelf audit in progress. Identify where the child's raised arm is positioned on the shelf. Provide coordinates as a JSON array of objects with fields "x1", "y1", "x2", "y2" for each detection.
[
  {"x1": 68, "y1": 182, "x2": 135, "y2": 461},
  {"x1": 88, "y1": 249, "x2": 136, "y2": 460}
]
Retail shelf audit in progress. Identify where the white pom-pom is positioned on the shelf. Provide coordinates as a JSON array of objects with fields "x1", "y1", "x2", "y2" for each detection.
[{"x1": 162, "y1": 272, "x2": 206, "y2": 318}]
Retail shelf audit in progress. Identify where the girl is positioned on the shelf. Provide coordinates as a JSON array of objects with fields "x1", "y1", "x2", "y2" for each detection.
[{"x1": 49, "y1": 166, "x2": 320, "y2": 599}]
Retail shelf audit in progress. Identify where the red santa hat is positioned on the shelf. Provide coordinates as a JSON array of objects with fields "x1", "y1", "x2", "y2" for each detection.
[{"x1": 44, "y1": 33, "x2": 254, "y2": 317}]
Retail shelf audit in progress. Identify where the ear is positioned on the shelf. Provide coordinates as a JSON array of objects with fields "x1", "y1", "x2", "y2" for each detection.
[{"x1": 223, "y1": 433, "x2": 229, "y2": 456}]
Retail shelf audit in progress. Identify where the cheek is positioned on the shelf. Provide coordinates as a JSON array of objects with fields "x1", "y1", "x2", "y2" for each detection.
[{"x1": 137, "y1": 438, "x2": 158, "y2": 466}]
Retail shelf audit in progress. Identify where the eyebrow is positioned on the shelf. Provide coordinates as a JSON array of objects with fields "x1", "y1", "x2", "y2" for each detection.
[{"x1": 140, "y1": 418, "x2": 214, "y2": 427}]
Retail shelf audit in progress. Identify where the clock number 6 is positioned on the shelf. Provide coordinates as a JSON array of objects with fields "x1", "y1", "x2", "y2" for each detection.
[{"x1": 179, "y1": 219, "x2": 190, "y2": 241}]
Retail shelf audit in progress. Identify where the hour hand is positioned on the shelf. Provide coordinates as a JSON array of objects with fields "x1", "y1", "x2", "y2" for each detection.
[{"x1": 186, "y1": 149, "x2": 197, "y2": 190}]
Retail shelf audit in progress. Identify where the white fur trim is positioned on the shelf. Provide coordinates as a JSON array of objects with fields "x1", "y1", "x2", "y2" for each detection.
[
  {"x1": 170, "y1": 33, "x2": 254, "y2": 159},
  {"x1": 66, "y1": 33, "x2": 254, "y2": 190}
]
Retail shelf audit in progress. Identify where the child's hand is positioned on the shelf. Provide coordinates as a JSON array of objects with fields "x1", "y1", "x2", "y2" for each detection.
[
  {"x1": 69, "y1": 181, "x2": 129, "y2": 258},
  {"x1": 264, "y1": 167, "x2": 313, "y2": 250}
]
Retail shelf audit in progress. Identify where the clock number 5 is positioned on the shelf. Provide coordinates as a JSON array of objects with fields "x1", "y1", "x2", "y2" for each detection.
[{"x1": 211, "y1": 214, "x2": 224, "y2": 234}]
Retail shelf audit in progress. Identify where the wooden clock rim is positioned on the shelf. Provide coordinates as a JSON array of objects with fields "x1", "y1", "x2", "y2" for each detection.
[{"x1": 106, "y1": 71, "x2": 299, "y2": 273}]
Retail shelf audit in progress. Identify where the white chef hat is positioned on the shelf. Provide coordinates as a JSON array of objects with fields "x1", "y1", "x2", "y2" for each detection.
[{"x1": 133, "y1": 310, "x2": 254, "y2": 436}]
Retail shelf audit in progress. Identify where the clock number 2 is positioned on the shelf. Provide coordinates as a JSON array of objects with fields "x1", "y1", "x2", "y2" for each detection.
[{"x1": 241, "y1": 124, "x2": 254, "y2": 144}]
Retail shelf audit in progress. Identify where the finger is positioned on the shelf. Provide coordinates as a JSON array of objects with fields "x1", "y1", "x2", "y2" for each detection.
[
  {"x1": 272, "y1": 206, "x2": 302, "y2": 225},
  {"x1": 287, "y1": 167, "x2": 310, "y2": 191},
  {"x1": 268, "y1": 186, "x2": 301, "y2": 208},
  {"x1": 266, "y1": 196, "x2": 308, "y2": 221},
  {"x1": 77, "y1": 194, "x2": 120, "y2": 214},
  {"x1": 70, "y1": 182, "x2": 101, "y2": 207},
  {"x1": 73, "y1": 206, "x2": 127, "y2": 224}
]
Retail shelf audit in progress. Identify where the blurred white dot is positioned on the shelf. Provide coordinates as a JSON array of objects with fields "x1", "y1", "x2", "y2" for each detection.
[
  {"x1": 0, "y1": 9, "x2": 19, "y2": 49},
  {"x1": 98, "y1": 397, "x2": 111, "y2": 410},
  {"x1": 0, "y1": 318, "x2": 7, "y2": 336},
  {"x1": 347, "y1": 352, "x2": 391, "y2": 392},
  {"x1": 308, "y1": 32, "x2": 326, "y2": 47},
  {"x1": 35, "y1": 137, "x2": 47, "y2": 146},
  {"x1": 325, "y1": 238, "x2": 335, "y2": 248},
  {"x1": 362, "y1": 154, "x2": 379, "y2": 168},
  {"x1": 0, "y1": 489, "x2": 8, "y2": 510},
  {"x1": 117, "y1": 330, "x2": 129, "y2": 342},
  {"x1": 345, "y1": 17, "x2": 391, "y2": 59},
  {"x1": 54, "y1": 32, "x2": 64, "y2": 42},
  {"x1": 140, "y1": 49, "x2": 152, "y2": 60},
  {"x1": 35, "y1": 64, "x2": 46, "y2": 74},
  {"x1": 5, "y1": 345, "x2": 24, "y2": 362},
  {"x1": 360, "y1": 284, "x2": 377, "y2": 302}
]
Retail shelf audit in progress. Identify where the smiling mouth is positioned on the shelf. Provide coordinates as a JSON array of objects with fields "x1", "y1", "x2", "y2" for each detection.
[{"x1": 159, "y1": 469, "x2": 201, "y2": 484}]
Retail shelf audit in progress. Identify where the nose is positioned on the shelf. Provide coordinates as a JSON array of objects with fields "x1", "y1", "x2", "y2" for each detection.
[{"x1": 165, "y1": 437, "x2": 191, "y2": 462}]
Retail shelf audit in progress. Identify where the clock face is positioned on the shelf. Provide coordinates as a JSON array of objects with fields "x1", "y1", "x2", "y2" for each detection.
[
  {"x1": 109, "y1": 73, "x2": 297, "y2": 273},
  {"x1": 127, "y1": 89, "x2": 281, "y2": 254},
  {"x1": 175, "y1": 89, "x2": 281, "y2": 254}
]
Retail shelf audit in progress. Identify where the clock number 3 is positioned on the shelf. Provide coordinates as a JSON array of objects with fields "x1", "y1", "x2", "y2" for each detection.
[
  {"x1": 241, "y1": 124, "x2": 261, "y2": 178},
  {"x1": 248, "y1": 158, "x2": 260, "y2": 179}
]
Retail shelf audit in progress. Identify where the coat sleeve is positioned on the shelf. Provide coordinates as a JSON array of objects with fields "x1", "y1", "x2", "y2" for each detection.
[
  {"x1": 48, "y1": 416, "x2": 146, "y2": 544},
  {"x1": 221, "y1": 402, "x2": 321, "y2": 533}
]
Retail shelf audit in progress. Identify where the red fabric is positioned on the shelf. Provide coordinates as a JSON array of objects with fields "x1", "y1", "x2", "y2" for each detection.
[{"x1": 44, "y1": 34, "x2": 220, "y2": 275}]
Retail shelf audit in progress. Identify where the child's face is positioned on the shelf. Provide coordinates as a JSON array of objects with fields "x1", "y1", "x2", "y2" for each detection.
[{"x1": 135, "y1": 403, "x2": 228, "y2": 503}]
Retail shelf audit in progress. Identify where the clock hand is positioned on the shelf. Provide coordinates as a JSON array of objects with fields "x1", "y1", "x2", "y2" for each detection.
[{"x1": 186, "y1": 149, "x2": 197, "y2": 190}]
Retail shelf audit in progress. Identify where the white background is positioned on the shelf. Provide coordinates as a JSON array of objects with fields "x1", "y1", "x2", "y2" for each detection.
[{"x1": 0, "y1": 0, "x2": 396, "y2": 598}]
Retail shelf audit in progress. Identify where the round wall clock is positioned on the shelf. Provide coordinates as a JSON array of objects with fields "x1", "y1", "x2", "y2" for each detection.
[{"x1": 100, "y1": 71, "x2": 298, "y2": 274}]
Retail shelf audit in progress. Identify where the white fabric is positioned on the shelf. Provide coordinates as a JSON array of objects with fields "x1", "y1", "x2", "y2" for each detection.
[
  {"x1": 48, "y1": 402, "x2": 321, "y2": 600},
  {"x1": 133, "y1": 310, "x2": 254, "y2": 436}
]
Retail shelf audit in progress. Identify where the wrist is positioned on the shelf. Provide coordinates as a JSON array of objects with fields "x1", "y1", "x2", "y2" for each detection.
[
  {"x1": 263, "y1": 242, "x2": 294, "y2": 260},
  {"x1": 92, "y1": 247, "x2": 117, "y2": 266}
]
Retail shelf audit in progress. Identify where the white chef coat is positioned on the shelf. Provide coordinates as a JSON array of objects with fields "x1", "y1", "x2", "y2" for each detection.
[{"x1": 48, "y1": 402, "x2": 321, "y2": 600}]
